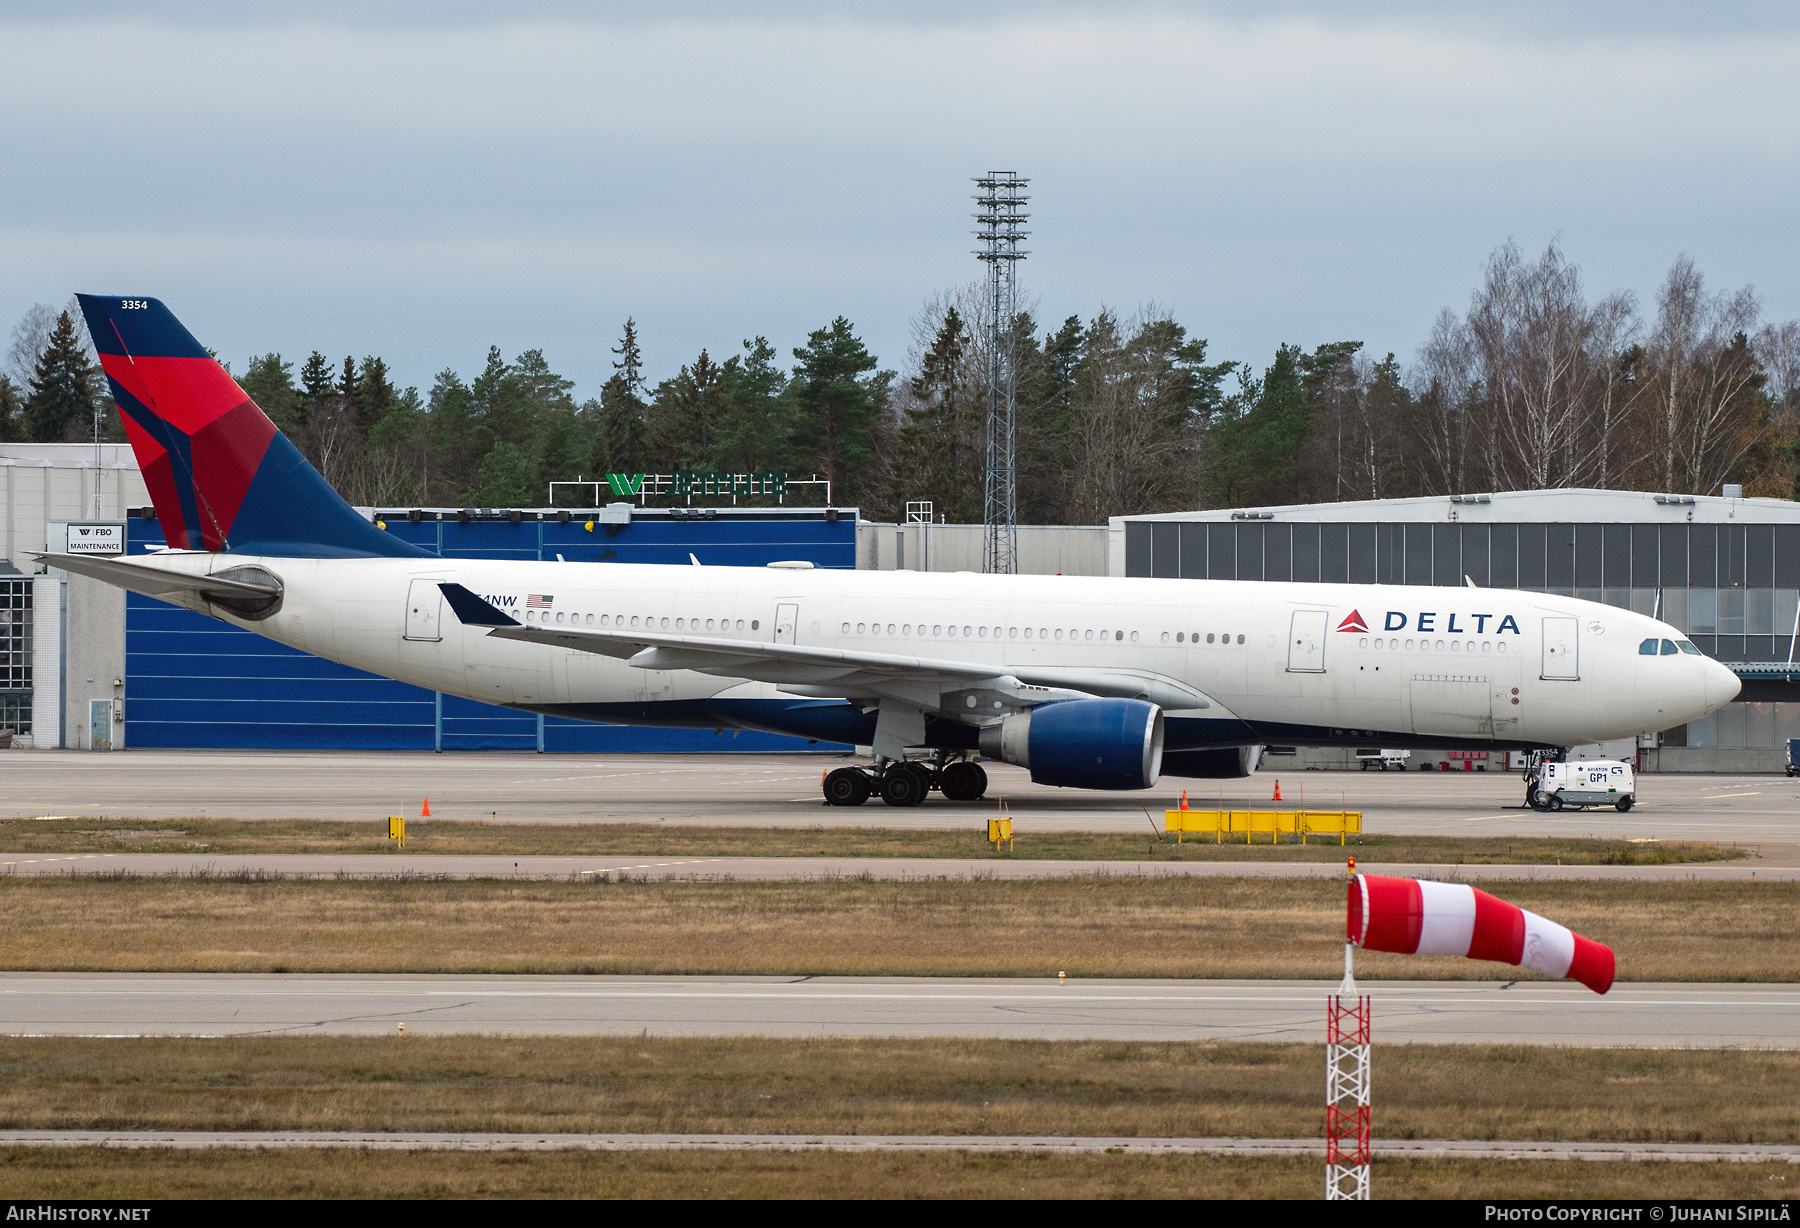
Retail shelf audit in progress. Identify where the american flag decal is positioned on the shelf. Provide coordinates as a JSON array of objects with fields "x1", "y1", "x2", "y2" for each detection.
[{"x1": 527, "y1": 594, "x2": 554, "y2": 609}]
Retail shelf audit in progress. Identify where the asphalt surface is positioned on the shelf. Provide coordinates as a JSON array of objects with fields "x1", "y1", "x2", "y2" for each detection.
[
  {"x1": 0, "y1": 1132, "x2": 1791, "y2": 1161},
  {"x1": 2, "y1": 852, "x2": 1790, "y2": 880},
  {"x1": 3, "y1": 975, "x2": 1793, "y2": 1046},
  {"x1": 3, "y1": 750, "x2": 1796, "y2": 841}
]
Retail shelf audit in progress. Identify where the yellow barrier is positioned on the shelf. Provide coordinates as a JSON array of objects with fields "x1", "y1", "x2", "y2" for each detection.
[
  {"x1": 388, "y1": 815, "x2": 406, "y2": 849},
  {"x1": 1163, "y1": 809, "x2": 1362, "y2": 845},
  {"x1": 987, "y1": 816, "x2": 1014, "y2": 851}
]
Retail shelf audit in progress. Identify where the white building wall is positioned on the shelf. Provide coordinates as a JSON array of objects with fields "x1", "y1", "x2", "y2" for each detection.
[
  {"x1": 856, "y1": 523, "x2": 1109, "y2": 576},
  {"x1": 28, "y1": 575, "x2": 61, "y2": 750}
]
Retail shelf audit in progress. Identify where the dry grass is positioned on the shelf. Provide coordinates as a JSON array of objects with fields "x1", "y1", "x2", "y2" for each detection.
[
  {"x1": 1, "y1": 1147, "x2": 1793, "y2": 1200},
  {"x1": 0, "y1": 817, "x2": 1741, "y2": 865},
  {"x1": 3, "y1": 1036, "x2": 1800, "y2": 1144},
  {"x1": 0, "y1": 875, "x2": 1793, "y2": 981}
]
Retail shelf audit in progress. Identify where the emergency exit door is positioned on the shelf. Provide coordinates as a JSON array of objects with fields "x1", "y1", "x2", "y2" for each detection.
[
  {"x1": 89, "y1": 699, "x2": 112, "y2": 751},
  {"x1": 1541, "y1": 616, "x2": 1579, "y2": 680},
  {"x1": 774, "y1": 603, "x2": 799, "y2": 644},
  {"x1": 1287, "y1": 610, "x2": 1328, "y2": 672},
  {"x1": 404, "y1": 578, "x2": 445, "y2": 642}
]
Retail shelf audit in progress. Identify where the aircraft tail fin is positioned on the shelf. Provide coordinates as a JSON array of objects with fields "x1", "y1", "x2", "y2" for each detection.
[{"x1": 75, "y1": 294, "x2": 429, "y2": 558}]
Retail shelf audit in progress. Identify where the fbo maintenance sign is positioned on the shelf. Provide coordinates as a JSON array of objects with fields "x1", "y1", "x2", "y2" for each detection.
[{"x1": 64, "y1": 522, "x2": 125, "y2": 555}]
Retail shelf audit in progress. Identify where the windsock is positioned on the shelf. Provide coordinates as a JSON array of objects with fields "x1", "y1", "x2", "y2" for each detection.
[{"x1": 1347, "y1": 875, "x2": 1615, "y2": 994}]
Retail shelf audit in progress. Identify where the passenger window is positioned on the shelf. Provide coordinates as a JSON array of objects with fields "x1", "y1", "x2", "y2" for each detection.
[
  {"x1": 1640, "y1": 638, "x2": 1659, "y2": 655},
  {"x1": 1084, "y1": 630, "x2": 1093, "y2": 640},
  {"x1": 1161, "y1": 632, "x2": 1170, "y2": 643},
  {"x1": 1206, "y1": 633, "x2": 1215, "y2": 643},
  {"x1": 841, "y1": 622, "x2": 851, "y2": 633},
  {"x1": 857, "y1": 623, "x2": 866, "y2": 633},
  {"x1": 1661, "y1": 639, "x2": 1679, "y2": 655},
  {"x1": 934, "y1": 625, "x2": 943, "y2": 635},
  {"x1": 1009, "y1": 628, "x2": 1018, "y2": 638},
  {"x1": 1175, "y1": 632, "x2": 1183, "y2": 643},
  {"x1": 751, "y1": 620, "x2": 759, "y2": 630},
  {"x1": 964, "y1": 625, "x2": 972, "y2": 636},
  {"x1": 630, "y1": 616, "x2": 640, "y2": 627},
  {"x1": 1677, "y1": 640, "x2": 1702, "y2": 655},
  {"x1": 1237, "y1": 635, "x2": 1245, "y2": 645}
]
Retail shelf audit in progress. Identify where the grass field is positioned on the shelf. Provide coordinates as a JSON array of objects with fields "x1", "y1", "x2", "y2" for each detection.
[
  {"x1": 4, "y1": 1035, "x2": 1799, "y2": 1142},
  {"x1": 0, "y1": 875, "x2": 1792, "y2": 980},
  {"x1": 3, "y1": 1148, "x2": 1793, "y2": 1200},
  {"x1": 3, "y1": 1036, "x2": 1799, "y2": 1199},
  {"x1": 0, "y1": 817, "x2": 1743, "y2": 865}
]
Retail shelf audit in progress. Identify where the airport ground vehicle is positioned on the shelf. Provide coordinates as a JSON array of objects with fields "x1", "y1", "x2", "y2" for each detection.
[
  {"x1": 1530, "y1": 759, "x2": 1636, "y2": 812},
  {"x1": 1787, "y1": 739, "x2": 1800, "y2": 778},
  {"x1": 46, "y1": 296, "x2": 1740, "y2": 807},
  {"x1": 1355, "y1": 748, "x2": 1411, "y2": 770}
]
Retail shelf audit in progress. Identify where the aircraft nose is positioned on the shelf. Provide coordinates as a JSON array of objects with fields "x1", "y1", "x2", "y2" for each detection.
[{"x1": 1706, "y1": 658, "x2": 1742, "y2": 708}]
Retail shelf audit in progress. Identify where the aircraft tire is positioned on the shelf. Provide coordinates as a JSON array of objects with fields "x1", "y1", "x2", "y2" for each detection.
[
  {"x1": 881, "y1": 766, "x2": 929, "y2": 808},
  {"x1": 823, "y1": 767, "x2": 871, "y2": 807},
  {"x1": 1615, "y1": 796, "x2": 1634, "y2": 812},
  {"x1": 939, "y1": 761, "x2": 987, "y2": 802}
]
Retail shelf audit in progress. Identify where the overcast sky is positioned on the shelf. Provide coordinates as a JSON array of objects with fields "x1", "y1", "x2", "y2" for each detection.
[{"x1": 4, "y1": 1, "x2": 1797, "y2": 400}]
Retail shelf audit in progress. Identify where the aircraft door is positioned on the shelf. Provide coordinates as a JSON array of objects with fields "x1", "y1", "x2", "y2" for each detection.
[
  {"x1": 404, "y1": 578, "x2": 445, "y2": 642},
  {"x1": 1541, "y1": 616, "x2": 1579, "y2": 680},
  {"x1": 774, "y1": 602, "x2": 799, "y2": 644},
  {"x1": 1287, "y1": 610, "x2": 1328, "y2": 673}
]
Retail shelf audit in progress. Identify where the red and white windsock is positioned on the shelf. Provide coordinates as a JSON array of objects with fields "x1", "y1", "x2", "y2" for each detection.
[{"x1": 1347, "y1": 875, "x2": 1616, "y2": 994}]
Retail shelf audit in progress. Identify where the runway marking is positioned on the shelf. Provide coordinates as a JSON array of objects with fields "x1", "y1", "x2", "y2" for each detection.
[
  {"x1": 1702, "y1": 792, "x2": 1763, "y2": 799},
  {"x1": 1461, "y1": 815, "x2": 1507, "y2": 822}
]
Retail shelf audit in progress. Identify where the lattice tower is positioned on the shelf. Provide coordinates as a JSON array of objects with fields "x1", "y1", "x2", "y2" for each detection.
[{"x1": 973, "y1": 172, "x2": 1028, "y2": 575}]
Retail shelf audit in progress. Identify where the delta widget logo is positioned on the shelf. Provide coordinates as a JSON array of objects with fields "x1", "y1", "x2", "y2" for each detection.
[{"x1": 1336, "y1": 610, "x2": 1369, "y2": 633}]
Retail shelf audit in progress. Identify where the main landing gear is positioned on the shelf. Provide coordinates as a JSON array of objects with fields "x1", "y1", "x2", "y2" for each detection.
[{"x1": 822, "y1": 753, "x2": 989, "y2": 808}]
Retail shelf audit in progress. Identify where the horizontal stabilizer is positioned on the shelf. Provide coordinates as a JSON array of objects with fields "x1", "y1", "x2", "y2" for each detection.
[
  {"x1": 437, "y1": 582, "x2": 522, "y2": 626},
  {"x1": 34, "y1": 552, "x2": 279, "y2": 603}
]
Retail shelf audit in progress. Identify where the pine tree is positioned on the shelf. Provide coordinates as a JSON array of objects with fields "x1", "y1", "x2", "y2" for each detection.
[
  {"x1": 240, "y1": 354, "x2": 301, "y2": 432},
  {"x1": 358, "y1": 356, "x2": 394, "y2": 435},
  {"x1": 591, "y1": 320, "x2": 650, "y2": 478},
  {"x1": 23, "y1": 311, "x2": 96, "y2": 442},
  {"x1": 651, "y1": 348, "x2": 724, "y2": 470},
  {"x1": 0, "y1": 376, "x2": 20, "y2": 443},
  {"x1": 712, "y1": 337, "x2": 789, "y2": 475},
  {"x1": 788, "y1": 317, "x2": 887, "y2": 503}
]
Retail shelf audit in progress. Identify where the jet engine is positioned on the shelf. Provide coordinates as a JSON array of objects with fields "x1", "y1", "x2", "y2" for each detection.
[
  {"x1": 978, "y1": 697, "x2": 1164, "y2": 790},
  {"x1": 1161, "y1": 745, "x2": 1265, "y2": 779}
]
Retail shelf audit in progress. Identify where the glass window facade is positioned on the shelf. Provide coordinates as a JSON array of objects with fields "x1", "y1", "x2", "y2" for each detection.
[
  {"x1": 0, "y1": 578, "x2": 30, "y2": 737},
  {"x1": 1123, "y1": 519, "x2": 1800, "y2": 664}
]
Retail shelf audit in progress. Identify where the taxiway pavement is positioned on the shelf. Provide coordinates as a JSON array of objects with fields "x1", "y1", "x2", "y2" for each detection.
[
  {"x1": 3, "y1": 975, "x2": 1793, "y2": 1046},
  {"x1": 2, "y1": 750, "x2": 1795, "y2": 842}
]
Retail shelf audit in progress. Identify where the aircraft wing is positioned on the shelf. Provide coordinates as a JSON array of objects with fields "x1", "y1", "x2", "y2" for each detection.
[{"x1": 438, "y1": 582, "x2": 1212, "y2": 714}]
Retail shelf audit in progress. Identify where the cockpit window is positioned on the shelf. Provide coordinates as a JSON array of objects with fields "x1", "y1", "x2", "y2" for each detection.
[
  {"x1": 1677, "y1": 640, "x2": 1702, "y2": 655},
  {"x1": 1640, "y1": 638, "x2": 1659, "y2": 655},
  {"x1": 1662, "y1": 639, "x2": 1679, "y2": 655}
]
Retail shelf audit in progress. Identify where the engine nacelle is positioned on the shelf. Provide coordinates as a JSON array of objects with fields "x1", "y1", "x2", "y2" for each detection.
[
  {"x1": 978, "y1": 698, "x2": 1164, "y2": 790},
  {"x1": 1161, "y1": 745, "x2": 1266, "y2": 779}
]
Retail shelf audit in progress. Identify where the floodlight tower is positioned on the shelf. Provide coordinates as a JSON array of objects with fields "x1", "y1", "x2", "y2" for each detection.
[{"x1": 974, "y1": 172, "x2": 1028, "y2": 575}]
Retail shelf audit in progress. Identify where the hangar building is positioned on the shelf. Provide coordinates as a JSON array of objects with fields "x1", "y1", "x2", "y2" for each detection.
[{"x1": 1113, "y1": 489, "x2": 1800, "y2": 772}]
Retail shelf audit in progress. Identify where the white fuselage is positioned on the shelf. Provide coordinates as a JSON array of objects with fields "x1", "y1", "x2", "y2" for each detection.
[{"x1": 129, "y1": 552, "x2": 1739, "y2": 750}]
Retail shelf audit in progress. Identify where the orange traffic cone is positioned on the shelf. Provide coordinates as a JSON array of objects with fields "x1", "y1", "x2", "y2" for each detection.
[
  {"x1": 1272, "y1": 780, "x2": 1282, "y2": 802},
  {"x1": 1180, "y1": 791, "x2": 1189, "y2": 810},
  {"x1": 422, "y1": 797, "x2": 431, "y2": 817}
]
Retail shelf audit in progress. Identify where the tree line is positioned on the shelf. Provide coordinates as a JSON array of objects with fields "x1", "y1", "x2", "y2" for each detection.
[{"x1": 5, "y1": 238, "x2": 1798, "y2": 520}]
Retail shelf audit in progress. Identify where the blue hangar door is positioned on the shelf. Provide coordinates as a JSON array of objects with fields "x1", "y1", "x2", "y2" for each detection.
[{"x1": 123, "y1": 510, "x2": 856, "y2": 753}]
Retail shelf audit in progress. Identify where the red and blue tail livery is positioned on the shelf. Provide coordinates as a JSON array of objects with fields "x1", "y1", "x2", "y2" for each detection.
[{"x1": 76, "y1": 294, "x2": 429, "y2": 559}]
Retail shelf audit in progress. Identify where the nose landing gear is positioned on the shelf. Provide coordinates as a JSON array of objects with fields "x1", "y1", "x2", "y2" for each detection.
[{"x1": 820, "y1": 754, "x2": 989, "y2": 807}]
